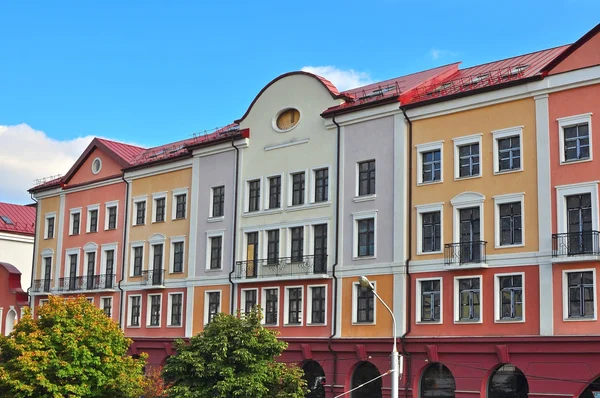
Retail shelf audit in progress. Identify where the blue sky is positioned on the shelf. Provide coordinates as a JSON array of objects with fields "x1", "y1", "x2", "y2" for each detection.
[{"x1": 0, "y1": 0, "x2": 598, "y2": 203}]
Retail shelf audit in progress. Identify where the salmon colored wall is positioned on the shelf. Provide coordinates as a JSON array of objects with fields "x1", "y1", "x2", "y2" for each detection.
[
  {"x1": 68, "y1": 148, "x2": 123, "y2": 186},
  {"x1": 411, "y1": 266, "x2": 539, "y2": 337},
  {"x1": 549, "y1": 84, "x2": 600, "y2": 232},
  {"x1": 193, "y1": 284, "x2": 230, "y2": 335},
  {"x1": 57, "y1": 292, "x2": 121, "y2": 321},
  {"x1": 36, "y1": 196, "x2": 60, "y2": 280},
  {"x1": 550, "y1": 33, "x2": 600, "y2": 75},
  {"x1": 341, "y1": 274, "x2": 394, "y2": 338},
  {"x1": 411, "y1": 99, "x2": 539, "y2": 258},
  {"x1": 552, "y1": 262, "x2": 600, "y2": 335},
  {"x1": 124, "y1": 288, "x2": 187, "y2": 338}
]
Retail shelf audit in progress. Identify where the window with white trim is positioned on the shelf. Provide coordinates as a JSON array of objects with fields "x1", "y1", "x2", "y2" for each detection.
[
  {"x1": 495, "y1": 274, "x2": 523, "y2": 321},
  {"x1": 492, "y1": 126, "x2": 523, "y2": 174},
  {"x1": 104, "y1": 201, "x2": 118, "y2": 230},
  {"x1": 152, "y1": 193, "x2": 167, "y2": 223},
  {"x1": 291, "y1": 172, "x2": 306, "y2": 206},
  {"x1": 211, "y1": 186, "x2": 225, "y2": 217},
  {"x1": 205, "y1": 291, "x2": 221, "y2": 324},
  {"x1": 417, "y1": 141, "x2": 444, "y2": 184},
  {"x1": 307, "y1": 285, "x2": 326, "y2": 325},
  {"x1": 129, "y1": 295, "x2": 142, "y2": 327},
  {"x1": 247, "y1": 179, "x2": 261, "y2": 212},
  {"x1": 353, "y1": 211, "x2": 377, "y2": 259},
  {"x1": 268, "y1": 176, "x2": 281, "y2": 209},
  {"x1": 314, "y1": 167, "x2": 329, "y2": 203},
  {"x1": 284, "y1": 286, "x2": 303, "y2": 325},
  {"x1": 262, "y1": 287, "x2": 279, "y2": 326},
  {"x1": 131, "y1": 243, "x2": 144, "y2": 276},
  {"x1": 147, "y1": 294, "x2": 162, "y2": 327},
  {"x1": 357, "y1": 160, "x2": 376, "y2": 196},
  {"x1": 70, "y1": 209, "x2": 81, "y2": 236},
  {"x1": 168, "y1": 293, "x2": 183, "y2": 326},
  {"x1": 171, "y1": 238, "x2": 185, "y2": 273},
  {"x1": 172, "y1": 188, "x2": 189, "y2": 220},
  {"x1": 242, "y1": 289, "x2": 258, "y2": 314},
  {"x1": 555, "y1": 183, "x2": 599, "y2": 256},
  {"x1": 45, "y1": 213, "x2": 56, "y2": 239},
  {"x1": 101, "y1": 297, "x2": 113, "y2": 318},
  {"x1": 416, "y1": 203, "x2": 444, "y2": 254},
  {"x1": 453, "y1": 134, "x2": 482, "y2": 179},
  {"x1": 206, "y1": 231, "x2": 224, "y2": 270},
  {"x1": 558, "y1": 114, "x2": 593, "y2": 164},
  {"x1": 133, "y1": 198, "x2": 147, "y2": 226},
  {"x1": 494, "y1": 193, "x2": 524, "y2": 248},
  {"x1": 418, "y1": 279, "x2": 441, "y2": 323},
  {"x1": 352, "y1": 282, "x2": 375, "y2": 324},
  {"x1": 564, "y1": 270, "x2": 596, "y2": 319},
  {"x1": 87, "y1": 205, "x2": 99, "y2": 233},
  {"x1": 455, "y1": 276, "x2": 482, "y2": 322}
]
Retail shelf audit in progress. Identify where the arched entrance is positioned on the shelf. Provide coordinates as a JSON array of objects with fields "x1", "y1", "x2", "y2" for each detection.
[
  {"x1": 420, "y1": 363, "x2": 456, "y2": 397},
  {"x1": 579, "y1": 377, "x2": 600, "y2": 398},
  {"x1": 302, "y1": 360, "x2": 325, "y2": 398},
  {"x1": 5, "y1": 309, "x2": 16, "y2": 336},
  {"x1": 487, "y1": 364, "x2": 528, "y2": 398},
  {"x1": 351, "y1": 361, "x2": 382, "y2": 398}
]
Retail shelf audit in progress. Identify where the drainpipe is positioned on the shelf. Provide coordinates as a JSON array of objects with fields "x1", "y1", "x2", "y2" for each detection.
[
  {"x1": 118, "y1": 175, "x2": 130, "y2": 328},
  {"x1": 29, "y1": 193, "x2": 38, "y2": 308},
  {"x1": 229, "y1": 137, "x2": 241, "y2": 314},
  {"x1": 400, "y1": 106, "x2": 413, "y2": 397},
  {"x1": 327, "y1": 114, "x2": 341, "y2": 395}
]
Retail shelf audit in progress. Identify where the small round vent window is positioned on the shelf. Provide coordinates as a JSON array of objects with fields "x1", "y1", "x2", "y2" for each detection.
[
  {"x1": 275, "y1": 108, "x2": 300, "y2": 131},
  {"x1": 91, "y1": 157, "x2": 102, "y2": 175}
]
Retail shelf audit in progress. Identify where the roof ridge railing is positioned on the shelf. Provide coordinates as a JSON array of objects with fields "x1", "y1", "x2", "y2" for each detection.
[
  {"x1": 354, "y1": 81, "x2": 403, "y2": 102},
  {"x1": 33, "y1": 174, "x2": 63, "y2": 186}
]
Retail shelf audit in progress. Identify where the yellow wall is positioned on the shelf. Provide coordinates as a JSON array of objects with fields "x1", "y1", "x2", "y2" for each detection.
[
  {"x1": 36, "y1": 196, "x2": 61, "y2": 279},
  {"x1": 411, "y1": 98, "x2": 539, "y2": 259},
  {"x1": 341, "y1": 274, "x2": 394, "y2": 337},
  {"x1": 192, "y1": 284, "x2": 231, "y2": 335}
]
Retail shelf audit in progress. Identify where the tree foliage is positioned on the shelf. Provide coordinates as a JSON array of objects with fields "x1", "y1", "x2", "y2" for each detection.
[
  {"x1": 0, "y1": 296, "x2": 146, "y2": 398},
  {"x1": 162, "y1": 307, "x2": 307, "y2": 398}
]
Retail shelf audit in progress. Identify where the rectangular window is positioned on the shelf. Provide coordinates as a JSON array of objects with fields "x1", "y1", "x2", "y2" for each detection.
[
  {"x1": 287, "y1": 287, "x2": 302, "y2": 324},
  {"x1": 244, "y1": 290, "x2": 257, "y2": 314},
  {"x1": 152, "y1": 244, "x2": 164, "y2": 286},
  {"x1": 291, "y1": 172, "x2": 305, "y2": 206},
  {"x1": 86, "y1": 252, "x2": 96, "y2": 290},
  {"x1": 458, "y1": 143, "x2": 480, "y2": 178},
  {"x1": 267, "y1": 229, "x2": 280, "y2": 264},
  {"x1": 265, "y1": 288, "x2": 278, "y2": 325},
  {"x1": 459, "y1": 278, "x2": 480, "y2": 321},
  {"x1": 43, "y1": 257, "x2": 52, "y2": 292},
  {"x1": 564, "y1": 123, "x2": 590, "y2": 162},
  {"x1": 212, "y1": 186, "x2": 225, "y2": 217},
  {"x1": 497, "y1": 136, "x2": 521, "y2": 172},
  {"x1": 106, "y1": 206, "x2": 117, "y2": 230},
  {"x1": 313, "y1": 224, "x2": 328, "y2": 273},
  {"x1": 358, "y1": 160, "x2": 376, "y2": 196},
  {"x1": 420, "y1": 280, "x2": 441, "y2": 322},
  {"x1": 149, "y1": 295, "x2": 161, "y2": 326},
  {"x1": 47, "y1": 216, "x2": 55, "y2": 238},
  {"x1": 175, "y1": 194, "x2": 187, "y2": 219},
  {"x1": 422, "y1": 150, "x2": 441, "y2": 183},
  {"x1": 356, "y1": 285, "x2": 374, "y2": 323},
  {"x1": 105, "y1": 250, "x2": 114, "y2": 289},
  {"x1": 133, "y1": 246, "x2": 143, "y2": 276},
  {"x1": 248, "y1": 180, "x2": 260, "y2": 212},
  {"x1": 314, "y1": 168, "x2": 328, "y2": 202},
  {"x1": 567, "y1": 193, "x2": 593, "y2": 255},
  {"x1": 310, "y1": 286, "x2": 326, "y2": 324},
  {"x1": 268, "y1": 176, "x2": 281, "y2": 209},
  {"x1": 89, "y1": 210, "x2": 98, "y2": 233},
  {"x1": 499, "y1": 275, "x2": 523, "y2": 320},
  {"x1": 102, "y1": 298, "x2": 112, "y2": 317},
  {"x1": 136, "y1": 201, "x2": 146, "y2": 225},
  {"x1": 210, "y1": 236, "x2": 222, "y2": 270},
  {"x1": 69, "y1": 254, "x2": 77, "y2": 291},
  {"x1": 130, "y1": 296, "x2": 141, "y2": 326},
  {"x1": 207, "y1": 292, "x2": 220, "y2": 323},
  {"x1": 170, "y1": 294, "x2": 183, "y2": 326},
  {"x1": 290, "y1": 227, "x2": 304, "y2": 262},
  {"x1": 72, "y1": 213, "x2": 80, "y2": 235},
  {"x1": 422, "y1": 212, "x2": 441, "y2": 253},
  {"x1": 173, "y1": 242, "x2": 184, "y2": 273},
  {"x1": 499, "y1": 202, "x2": 522, "y2": 246},
  {"x1": 568, "y1": 271, "x2": 594, "y2": 318},
  {"x1": 357, "y1": 218, "x2": 375, "y2": 257},
  {"x1": 155, "y1": 198, "x2": 166, "y2": 222}
]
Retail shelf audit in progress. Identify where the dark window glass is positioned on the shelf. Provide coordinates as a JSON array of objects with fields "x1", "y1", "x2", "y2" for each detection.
[
  {"x1": 44, "y1": 257, "x2": 52, "y2": 292},
  {"x1": 499, "y1": 202, "x2": 522, "y2": 246},
  {"x1": 171, "y1": 294, "x2": 182, "y2": 326},
  {"x1": 269, "y1": 177, "x2": 281, "y2": 209},
  {"x1": 265, "y1": 289, "x2": 278, "y2": 325},
  {"x1": 72, "y1": 213, "x2": 80, "y2": 235},
  {"x1": 459, "y1": 207, "x2": 481, "y2": 263},
  {"x1": 104, "y1": 250, "x2": 114, "y2": 289},
  {"x1": 564, "y1": 123, "x2": 590, "y2": 161},
  {"x1": 89, "y1": 210, "x2": 98, "y2": 232},
  {"x1": 357, "y1": 285, "x2": 374, "y2": 323},
  {"x1": 131, "y1": 296, "x2": 141, "y2": 326},
  {"x1": 420, "y1": 280, "x2": 441, "y2": 322},
  {"x1": 47, "y1": 217, "x2": 55, "y2": 238},
  {"x1": 176, "y1": 194, "x2": 187, "y2": 219},
  {"x1": 499, "y1": 275, "x2": 523, "y2": 320},
  {"x1": 288, "y1": 288, "x2": 302, "y2": 324},
  {"x1": 292, "y1": 172, "x2": 305, "y2": 206},
  {"x1": 357, "y1": 218, "x2": 375, "y2": 257},
  {"x1": 498, "y1": 136, "x2": 521, "y2": 171},
  {"x1": 311, "y1": 286, "x2": 326, "y2": 324},
  {"x1": 267, "y1": 230, "x2": 280, "y2": 265},
  {"x1": 69, "y1": 254, "x2": 77, "y2": 291},
  {"x1": 244, "y1": 290, "x2": 257, "y2": 314},
  {"x1": 422, "y1": 150, "x2": 441, "y2": 183},
  {"x1": 291, "y1": 227, "x2": 304, "y2": 262},
  {"x1": 155, "y1": 198, "x2": 165, "y2": 222},
  {"x1": 150, "y1": 295, "x2": 161, "y2": 326},
  {"x1": 207, "y1": 292, "x2": 220, "y2": 323},
  {"x1": 567, "y1": 193, "x2": 594, "y2": 255},
  {"x1": 422, "y1": 212, "x2": 441, "y2": 252},
  {"x1": 459, "y1": 278, "x2": 480, "y2": 321},
  {"x1": 212, "y1": 186, "x2": 225, "y2": 217},
  {"x1": 568, "y1": 271, "x2": 594, "y2": 318},
  {"x1": 86, "y1": 252, "x2": 95, "y2": 290},
  {"x1": 133, "y1": 246, "x2": 143, "y2": 276},
  {"x1": 136, "y1": 201, "x2": 146, "y2": 225},
  {"x1": 313, "y1": 224, "x2": 328, "y2": 273},
  {"x1": 103, "y1": 298, "x2": 112, "y2": 317},
  {"x1": 173, "y1": 242, "x2": 184, "y2": 273},
  {"x1": 248, "y1": 180, "x2": 260, "y2": 212},
  {"x1": 358, "y1": 160, "x2": 376, "y2": 196},
  {"x1": 315, "y1": 168, "x2": 329, "y2": 202},
  {"x1": 107, "y1": 206, "x2": 117, "y2": 229},
  {"x1": 458, "y1": 143, "x2": 480, "y2": 178},
  {"x1": 210, "y1": 236, "x2": 222, "y2": 269}
]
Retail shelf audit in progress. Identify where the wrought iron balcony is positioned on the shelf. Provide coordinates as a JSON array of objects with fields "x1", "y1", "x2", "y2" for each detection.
[
  {"x1": 32, "y1": 279, "x2": 52, "y2": 293},
  {"x1": 552, "y1": 231, "x2": 600, "y2": 257},
  {"x1": 234, "y1": 254, "x2": 328, "y2": 280},
  {"x1": 444, "y1": 241, "x2": 487, "y2": 266},
  {"x1": 141, "y1": 269, "x2": 165, "y2": 286},
  {"x1": 57, "y1": 274, "x2": 116, "y2": 292}
]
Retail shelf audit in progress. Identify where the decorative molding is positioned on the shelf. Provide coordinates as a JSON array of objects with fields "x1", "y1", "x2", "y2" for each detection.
[{"x1": 264, "y1": 138, "x2": 310, "y2": 151}]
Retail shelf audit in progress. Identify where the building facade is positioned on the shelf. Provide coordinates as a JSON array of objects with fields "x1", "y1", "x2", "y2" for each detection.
[{"x1": 0, "y1": 202, "x2": 36, "y2": 292}]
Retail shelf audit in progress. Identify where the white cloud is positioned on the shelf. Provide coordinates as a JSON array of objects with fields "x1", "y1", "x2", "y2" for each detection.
[
  {"x1": 301, "y1": 66, "x2": 374, "y2": 91},
  {"x1": 0, "y1": 124, "x2": 95, "y2": 204},
  {"x1": 430, "y1": 48, "x2": 458, "y2": 60}
]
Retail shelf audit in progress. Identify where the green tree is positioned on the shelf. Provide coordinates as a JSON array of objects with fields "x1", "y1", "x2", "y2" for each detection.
[
  {"x1": 162, "y1": 307, "x2": 307, "y2": 398},
  {"x1": 0, "y1": 296, "x2": 146, "y2": 398}
]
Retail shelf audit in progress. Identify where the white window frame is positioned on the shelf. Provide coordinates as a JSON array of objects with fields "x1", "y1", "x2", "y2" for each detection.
[
  {"x1": 44, "y1": 212, "x2": 57, "y2": 239},
  {"x1": 132, "y1": 195, "x2": 148, "y2": 226},
  {"x1": 286, "y1": 225, "x2": 307, "y2": 258},
  {"x1": 493, "y1": 193, "x2": 525, "y2": 249},
  {"x1": 146, "y1": 293, "x2": 162, "y2": 327},
  {"x1": 86, "y1": 204, "x2": 100, "y2": 233},
  {"x1": 64, "y1": 248, "x2": 81, "y2": 278},
  {"x1": 40, "y1": 249, "x2": 54, "y2": 284},
  {"x1": 415, "y1": 277, "x2": 443, "y2": 324},
  {"x1": 307, "y1": 284, "x2": 328, "y2": 325},
  {"x1": 288, "y1": 169, "x2": 309, "y2": 207},
  {"x1": 91, "y1": 157, "x2": 102, "y2": 174},
  {"x1": 151, "y1": 192, "x2": 168, "y2": 223},
  {"x1": 283, "y1": 285, "x2": 304, "y2": 326},
  {"x1": 261, "y1": 286, "x2": 280, "y2": 326},
  {"x1": 453, "y1": 133, "x2": 482, "y2": 180},
  {"x1": 169, "y1": 236, "x2": 186, "y2": 274},
  {"x1": 129, "y1": 241, "x2": 145, "y2": 277},
  {"x1": 264, "y1": 174, "x2": 284, "y2": 210},
  {"x1": 209, "y1": 185, "x2": 226, "y2": 220},
  {"x1": 100, "y1": 296, "x2": 113, "y2": 318},
  {"x1": 311, "y1": 166, "x2": 331, "y2": 204},
  {"x1": 206, "y1": 230, "x2": 225, "y2": 271},
  {"x1": 355, "y1": 159, "x2": 377, "y2": 199},
  {"x1": 558, "y1": 113, "x2": 593, "y2": 165},
  {"x1": 148, "y1": 235, "x2": 166, "y2": 273},
  {"x1": 352, "y1": 281, "x2": 376, "y2": 325},
  {"x1": 167, "y1": 292, "x2": 184, "y2": 327},
  {"x1": 39, "y1": 299, "x2": 49, "y2": 306},
  {"x1": 100, "y1": 243, "x2": 118, "y2": 276},
  {"x1": 453, "y1": 275, "x2": 483, "y2": 324},
  {"x1": 245, "y1": 178, "x2": 263, "y2": 213},
  {"x1": 171, "y1": 187, "x2": 189, "y2": 220},
  {"x1": 492, "y1": 126, "x2": 524, "y2": 174},
  {"x1": 494, "y1": 272, "x2": 525, "y2": 323},
  {"x1": 352, "y1": 210, "x2": 378, "y2": 260},
  {"x1": 203, "y1": 290, "x2": 222, "y2": 325},
  {"x1": 69, "y1": 208, "x2": 82, "y2": 236},
  {"x1": 450, "y1": 192, "x2": 485, "y2": 244},
  {"x1": 127, "y1": 294, "x2": 142, "y2": 328},
  {"x1": 86, "y1": 297, "x2": 94, "y2": 304},
  {"x1": 562, "y1": 268, "x2": 597, "y2": 321},
  {"x1": 416, "y1": 203, "x2": 444, "y2": 255},
  {"x1": 104, "y1": 200, "x2": 119, "y2": 231},
  {"x1": 555, "y1": 181, "x2": 600, "y2": 234},
  {"x1": 241, "y1": 288, "x2": 259, "y2": 315},
  {"x1": 416, "y1": 140, "x2": 444, "y2": 185},
  {"x1": 262, "y1": 228, "x2": 282, "y2": 261},
  {"x1": 83, "y1": 242, "x2": 98, "y2": 276}
]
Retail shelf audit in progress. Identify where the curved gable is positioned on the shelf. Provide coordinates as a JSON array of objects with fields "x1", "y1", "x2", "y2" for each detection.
[{"x1": 450, "y1": 191, "x2": 485, "y2": 206}]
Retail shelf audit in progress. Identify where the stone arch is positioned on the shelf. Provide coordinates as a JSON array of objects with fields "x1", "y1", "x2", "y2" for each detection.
[
  {"x1": 302, "y1": 360, "x2": 326, "y2": 398},
  {"x1": 350, "y1": 361, "x2": 382, "y2": 398},
  {"x1": 148, "y1": 233, "x2": 166, "y2": 244},
  {"x1": 83, "y1": 242, "x2": 98, "y2": 252},
  {"x1": 41, "y1": 248, "x2": 54, "y2": 257},
  {"x1": 5, "y1": 308, "x2": 17, "y2": 336},
  {"x1": 420, "y1": 363, "x2": 456, "y2": 398}
]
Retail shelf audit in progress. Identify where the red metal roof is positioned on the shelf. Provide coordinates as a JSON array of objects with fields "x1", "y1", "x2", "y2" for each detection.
[
  {"x1": 96, "y1": 138, "x2": 145, "y2": 164},
  {"x1": 0, "y1": 202, "x2": 36, "y2": 236}
]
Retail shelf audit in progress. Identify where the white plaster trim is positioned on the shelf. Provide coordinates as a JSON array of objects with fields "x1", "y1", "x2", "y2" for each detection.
[
  {"x1": 451, "y1": 192, "x2": 485, "y2": 244},
  {"x1": 203, "y1": 290, "x2": 222, "y2": 325},
  {"x1": 261, "y1": 286, "x2": 280, "y2": 326},
  {"x1": 100, "y1": 242, "x2": 118, "y2": 275},
  {"x1": 310, "y1": 165, "x2": 332, "y2": 204},
  {"x1": 104, "y1": 200, "x2": 119, "y2": 231},
  {"x1": 494, "y1": 272, "x2": 525, "y2": 323},
  {"x1": 492, "y1": 126, "x2": 524, "y2": 174},
  {"x1": 169, "y1": 236, "x2": 186, "y2": 274},
  {"x1": 352, "y1": 210, "x2": 378, "y2": 260},
  {"x1": 562, "y1": 268, "x2": 597, "y2": 321},
  {"x1": 453, "y1": 275, "x2": 483, "y2": 324},
  {"x1": 415, "y1": 277, "x2": 443, "y2": 324},
  {"x1": 172, "y1": 188, "x2": 189, "y2": 220},
  {"x1": 287, "y1": 169, "x2": 309, "y2": 208},
  {"x1": 416, "y1": 202, "x2": 444, "y2": 255},
  {"x1": 151, "y1": 192, "x2": 168, "y2": 223},
  {"x1": 146, "y1": 293, "x2": 163, "y2": 327},
  {"x1": 283, "y1": 285, "x2": 304, "y2": 326},
  {"x1": 127, "y1": 294, "x2": 143, "y2": 327},
  {"x1": 555, "y1": 181, "x2": 599, "y2": 234},
  {"x1": 167, "y1": 292, "x2": 185, "y2": 327},
  {"x1": 264, "y1": 138, "x2": 310, "y2": 151},
  {"x1": 206, "y1": 230, "x2": 225, "y2": 271},
  {"x1": 558, "y1": 113, "x2": 593, "y2": 165},
  {"x1": 453, "y1": 133, "x2": 482, "y2": 180},
  {"x1": 493, "y1": 192, "x2": 525, "y2": 249},
  {"x1": 416, "y1": 140, "x2": 444, "y2": 185},
  {"x1": 351, "y1": 281, "x2": 376, "y2": 325},
  {"x1": 307, "y1": 284, "x2": 328, "y2": 326}
]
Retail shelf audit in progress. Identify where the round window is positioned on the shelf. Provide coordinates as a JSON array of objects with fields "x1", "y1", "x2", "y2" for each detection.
[
  {"x1": 275, "y1": 108, "x2": 300, "y2": 131},
  {"x1": 91, "y1": 157, "x2": 102, "y2": 174}
]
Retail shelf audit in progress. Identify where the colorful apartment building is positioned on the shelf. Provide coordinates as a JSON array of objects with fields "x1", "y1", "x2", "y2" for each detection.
[
  {"x1": 0, "y1": 262, "x2": 28, "y2": 336},
  {"x1": 0, "y1": 202, "x2": 36, "y2": 292}
]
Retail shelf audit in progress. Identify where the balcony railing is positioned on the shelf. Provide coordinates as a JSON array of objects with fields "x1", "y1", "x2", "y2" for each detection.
[
  {"x1": 552, "y1": 231, "x2": 600, "y2": 257},
  {"x1": 141, "y1": 269, "x2": 165, "y2": 286},
  {"x1": 32, "y1": 279, "x2": 52, "y2": 293},
  {"x1": 234, "y1": 254, "x2": 328, "y2": 280},
  {"x1": 57, "y1": 274, "x2": 116, "y2": 292},
  {"x1": 444, "y1": 241, "x2": 487, "y2": 266}
]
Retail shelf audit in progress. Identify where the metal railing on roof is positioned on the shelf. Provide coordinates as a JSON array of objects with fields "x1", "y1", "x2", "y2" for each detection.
[
  {"x1": 351, "y1": 81, "x2": 403, "y2": 102},
  {"x1": 33, "y1": 174, "x2": 62, "y2": 186}
]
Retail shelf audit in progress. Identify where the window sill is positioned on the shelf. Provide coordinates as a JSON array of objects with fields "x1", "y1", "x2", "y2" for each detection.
[
  {"x1": 353, "y1": 255, "x2": 376, "y2": 261},
  {"x1": 86, "y1": 231, "x2": 98, "y2": 234},
  {"x1": 167, "y1": 324, "x2": 183, "y2": 328},
  {"x1": 352, "y1": 322, "x2": 376, "y2": 326},
  {"x1": 417, "y1": 180, "x2": 443, "y2": 187},
  {"x1": 494, "y1": 319, "x2": 525, "y2": 324},
  {"x1": 454, "y1": 319, "x2": 482, "y2": 324},
  {"x1": 205, "y1": 268, "x2": 223, "y2": 272},
  {"x1": 495, "y1": 243, "x2": 525, "y2": 249},
  {"x1": 127, "y1": 325, "x2": 141, "y2": 329},
  {"x1": 207, "y1": 216, "x2": 224, "y2": 223},
  {"x1": 263, "y1": 323, "x2": 279, "y2": 328},
  {"x1": 172, "y1": 217, "x2": 187, "y2": 221},
  {"x1": 493, "y1": 168, "x2": 523, "y2": 176},
  {"x1": 283, "y1": 323, "x2": 303, "y2": 327},
  {"x1": 146, "y1": 325, "x2": 161, "y2": 328},
  {"x1": 563, "y1": 317, "x2": 597, "y2": 322},
  {"x1": 152, "y1": 220, "x2": 166, "y2": 224},
  {"x1": 170, "y1": 271, "x2": 185, "y2": 275},
  {"x1": 353, "y1": 195, "x2": 376, "y2": 203},
  {"x1": 132, "y1": 224, "x2": 145, "y2": 227},
  {"x1": 105, "y1": 228, "x2": 117, "y2": 231},
  {"x1": 560, "y1": 158, "x2": 593, "y2": 166},
  {"x1": 454, "y1": 174, "x2": 482, "y2": 182},
  {"x1": 243, "y1": 209, "x2": 283, "y2": 217},
  {"x1": 286, "y1": 202, "x2": 332, "y2": 212},
  {"x1": 416, "y1": 320, "x2": 442, "y2": 325},
  {"x1": 307, "y1": 322, "x2": 327, "y2": 327},
  {"x1": 417, "y1": 250, "x2": 443, "y2": 256}
]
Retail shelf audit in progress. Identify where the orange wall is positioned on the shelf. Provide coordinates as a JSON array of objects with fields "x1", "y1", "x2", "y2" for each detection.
[
  {"x1": 67, "y1": 148, "x2": 123, "y2": 186},
  {"x1": 341, "y1": 274, "x2": 394, "y2": 338},
  {"x1": 411, "y1": 266, "x2": 539, "y2": 337},
  {"x1": 550, "y1": 33, "x2": 600, "y2": 75},
  {"x1": 36, "y1": 196, "x2": 60, "y2": 279},
  {"x1": 124, "y1": 288, "x2": 187, "y2": 338},
  {"x1": 193, "y1": 284, "x2": 230, "y2": 335}
]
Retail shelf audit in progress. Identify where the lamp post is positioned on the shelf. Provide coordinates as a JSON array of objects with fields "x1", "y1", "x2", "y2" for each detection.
[{"x1": 358, "y1": 276, "x2": 400, "y2": 398}]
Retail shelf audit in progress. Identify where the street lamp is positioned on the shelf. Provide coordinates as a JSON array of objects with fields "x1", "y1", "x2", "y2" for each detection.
[{"x1": 358, "y1": 276, "x2": 400, "y2": 398}]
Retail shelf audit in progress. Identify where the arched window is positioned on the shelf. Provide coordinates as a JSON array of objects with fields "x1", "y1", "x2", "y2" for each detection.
[
  {"x1": 5, "y1": 309, "x2": 17, "y2": 336},
  {"x1": 351, "y1": 361, "x2": 381, "y2": 398},
  {"x1": 580, "y1": 376, "x2": 600, "y2": 398},
  {"x1": 302, "y1": 360, "x2": 325, "y2": 398},
  {"x1": 420, "y1": 363, "x2": 456, "y2": 398},
  {"x1": 488, "y1": 364, "x2": 528, "y2": 398}
]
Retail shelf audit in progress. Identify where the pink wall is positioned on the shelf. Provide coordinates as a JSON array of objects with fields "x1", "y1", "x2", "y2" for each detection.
[
  {"x1": 124, "y1": 288, "x2": 187, "y2": 338},
  {"x1": 68, "y1": 148, "x2": 123, "y2": 186},
  {"x1": 550, "y1": 32, "x2": 600, "y2": 75}
]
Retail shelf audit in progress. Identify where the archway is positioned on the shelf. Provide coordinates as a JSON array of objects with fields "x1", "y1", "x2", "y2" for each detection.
[
  {"x1": 487, "y1": 364, "x2": 528, "y2": 398},
  {"x1": 351, "y1": 361, "x2": 382, "y2": 398},
  {"x1": 420, "y1": 363, "x2": 456, "y2": 397},
  {"x1": 302, "y1": 360, "x2": 325, "y2": 398},
  {"x1": 5, "y1": 309, "x2": 16, "y2": 336},
  {"x1": 579, "y1": 376, "x2": 600, "y2": 398}
]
